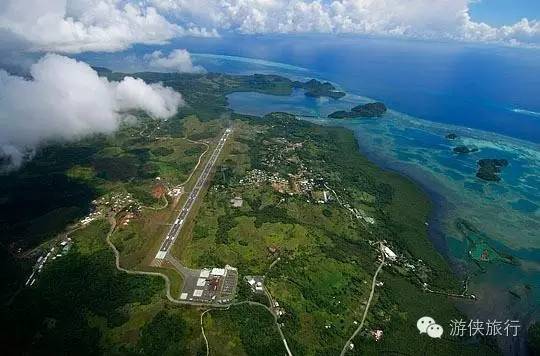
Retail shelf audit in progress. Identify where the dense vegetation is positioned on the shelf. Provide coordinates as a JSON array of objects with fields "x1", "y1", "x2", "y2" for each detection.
[
  {"x1": 453, "y1": 145, "x2": 479, "y2": 154},
  {"x1": 0, "y1": 72, "x2": 501, "y2": 355},
  {"x1": 204, "y1": 304, "x2": 286, "y2": 356},
  {"x1": 0, "y1": 142, "x2": 100, "y2": 248},
  {"x1": 139, "y1": 311, "x2": 192, "y2": 356},
  {"x1": 1, "y1": 220, "x2": 164, "y2": 354},
  {"x1": 186, "y1": 112, "x2": 496, "y2": 355},
  {"x1": 476, "y1": 158, "x2": 509, "y2": 181},
  {"x1": 329, "y1": 102, "x2": 387, "y2": 119},
  {"x1": 293, "y1": 79, "x2": 346, "y2": 99},
  {"x1": 0, "y1": 115, "x2": 219, "y2": 255}
]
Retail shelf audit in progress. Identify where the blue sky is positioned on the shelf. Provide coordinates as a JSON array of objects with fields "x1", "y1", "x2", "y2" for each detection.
[{"x1": 471, "y1": 0, "x2": 540, "y2": 25}]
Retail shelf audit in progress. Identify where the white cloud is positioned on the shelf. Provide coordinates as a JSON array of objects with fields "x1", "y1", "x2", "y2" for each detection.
[
  {"x1": 0, "y1": 0, "x2": 217, "y2": 53},
  {"x1": 0, "y1": 1, "x2": 538, "y2": 53},
  {"x1": 0, "y1": 54, "x2": 184, "y2": 170},
  {"x1": 459, "y1": 15, "x2": 540, "y2": 45},
  {"x1": 114, "y1": 77, "x2": 183, "y2": 117},
  {"x1": 151, "y1": 0, "x2": 540, "y2": 47},
  {"x1": 145, "y1": 49, "x2": 205, "y2": 73}
]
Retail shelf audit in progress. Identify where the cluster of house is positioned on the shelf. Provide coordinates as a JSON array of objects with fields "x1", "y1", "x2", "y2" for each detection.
[
  {"x1": 239, "y1": 168, "x2": 334, "y2": 206},
  {"x1": 239, "y1": 169, "x2": 273, "y2": 186},
  {"x1": 245, "y1": 275, "x2": 265, "y2": 293},
  {"x1": 260, "y1": 137, "x2": 304, "y2": 168},
  {"x1": 120, "y1": 212, "x2": 135, "y2": 227},
  {"x1": 79, "y1": 192, "x2": 142, "y2": 228},
  {"x1": 245, "y1": 275, "x2": 286, "y2": 317},
  {"x1": 376, "y1": 240, "x2": 428, "y2": 277},
  {"x1": 80, "y1": 210, "x2": 103, "y2": 226},
  {"x1": 93, "y1": 192, "x2": 140, "y2": 214}
]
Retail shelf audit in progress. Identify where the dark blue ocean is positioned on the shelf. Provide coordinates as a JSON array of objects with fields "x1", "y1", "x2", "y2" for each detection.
[{"x1": 80, "y1": 35, "x2": 540, "y2": 143}]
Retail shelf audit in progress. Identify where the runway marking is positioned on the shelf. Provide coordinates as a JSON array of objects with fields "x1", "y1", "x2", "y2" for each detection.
[{"x1": 154, "y1": 128, "x2": 232, "y2": 260}]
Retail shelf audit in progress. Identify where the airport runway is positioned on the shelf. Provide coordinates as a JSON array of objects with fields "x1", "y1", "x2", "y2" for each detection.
[{"x1": 155, "y1": 128, "x2": 232, "y2": 260}]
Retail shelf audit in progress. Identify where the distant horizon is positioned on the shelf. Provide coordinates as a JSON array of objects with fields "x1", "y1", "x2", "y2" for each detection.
[{"x1": 73, "y1": 35, "x2": 540, "y2": 144}]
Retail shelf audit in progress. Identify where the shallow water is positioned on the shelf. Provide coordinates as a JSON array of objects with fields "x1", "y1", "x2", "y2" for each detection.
[{"x1": 227, "y1": 89, "x2": 540, "y2": 324}]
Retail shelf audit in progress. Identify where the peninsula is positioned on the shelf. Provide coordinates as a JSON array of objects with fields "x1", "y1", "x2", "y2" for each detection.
[{"x1": 293, "y1": 79, "x2": 346, "y2": 99}]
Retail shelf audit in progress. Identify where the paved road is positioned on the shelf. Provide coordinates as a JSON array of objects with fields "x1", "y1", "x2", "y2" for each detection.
[
  {"x1": 340, "y1": 242, "x2": 385, "y2": 356},
  {"x1": 105, "y1": 215, "x2": 235, "y2": 308},
  {"x1": 155, "y1": 128, "x2": 232, "y2": 260}
]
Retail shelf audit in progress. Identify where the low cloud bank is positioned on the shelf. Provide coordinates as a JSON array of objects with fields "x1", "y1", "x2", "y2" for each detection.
[
  {"x1": 0, "y1": 54, "x2": 184, "y2": 171},
  {"x1": 1, "y1": 1, "x2": 538, "y2": 51},
  {"x1": 151, "y1": 0, "x2": 540, "y2": 47}
]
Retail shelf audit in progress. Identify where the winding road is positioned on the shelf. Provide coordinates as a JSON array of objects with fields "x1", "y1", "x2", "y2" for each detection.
[
  {"x1": 103, "y1": 126, "x2": 294, "y2": 354},
  {"x1": 105, "y1": 225, "x2": 293, "y2": 355},
  {"x1": 340, "y1": 242, "x2": 385, "y2": 356},
  {"x1": 105, "y1": 215, "x2": 234, "y2": 307},
  {"x1": 200, "y1": 300, "x2": 293, "y2": 356}
]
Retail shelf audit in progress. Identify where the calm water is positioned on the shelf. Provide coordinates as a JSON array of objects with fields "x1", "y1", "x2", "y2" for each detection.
[{"x1": 80, "y1": 36, "x2": 540, "y2": 346}]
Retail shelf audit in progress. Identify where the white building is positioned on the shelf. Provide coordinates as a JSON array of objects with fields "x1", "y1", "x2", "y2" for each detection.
[
  {"x1": 383, "y1": 246, "x2": 397, "y2": 261},
  {"x1": 211, "y1": 268, "x2": 225, "y2": 276}
]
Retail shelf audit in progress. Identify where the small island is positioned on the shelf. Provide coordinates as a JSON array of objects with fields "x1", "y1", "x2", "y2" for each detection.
[
  {"x1": 453, "y1": 145, "x2": 478, "y2": 154},
  {"x1": 293, "y1": 79, "x2": 346, "y2": 99},
  {"x1": 446, "y1": 133, "x2": 458, "y2": 140},
  {"x1": 456, "y1": 219, "x2": 517, "y2": 268},
  {"x1": 476, "y1": 158, "x2": 508, "y2": 181},
  {"x1": 328, "y1": 102, "x2": 387, "y2": 119}
]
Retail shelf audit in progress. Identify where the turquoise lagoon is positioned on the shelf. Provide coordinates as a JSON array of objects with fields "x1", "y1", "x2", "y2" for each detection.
[{"x1": 227, "y1": 88, "x2": 540, "y2": 322}]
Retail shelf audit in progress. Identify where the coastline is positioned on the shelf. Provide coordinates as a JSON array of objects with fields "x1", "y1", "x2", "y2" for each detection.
[
  {"x1": 2, "y1": 60, "x2": 534, "y2": 354},
  {"x1": 295, "y1": 115, "x2": 529, "y2": 354},
  {"x1": 297, "y1": 114, "x2": 537, "y2": 355},
  {"x1": 349, "y1": 128, "x2": 461, "y2": 268},
  {"x1": 298, "y1": 115, "x2": 468, "y2": 274},
  {"x1": 297, "y1": 115, "x2": 459, "y2": 256},
  {"x1": 227, "y1": 85, "x2": 536, "y2": 354},
  {"x1": 227, "y1": 87, "x2": 539, "y2": 265}
]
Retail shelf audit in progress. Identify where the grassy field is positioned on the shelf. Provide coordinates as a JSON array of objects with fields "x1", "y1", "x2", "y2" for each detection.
[
  {"x1": 0, "y1": 73, "x2": 501, "y2": 355},
  {"x1": 0, "y1": 111, "x2": 225, "y2": 354},
  {"x1": 182, "y1": 113, "x2": 497, "y2": 355},
  {"x1": 203, "y1": 304, "x2": 286, "y2": 356},
  {"x1": 108, "y1": 115, "x2": 226, "y2": 295}
]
